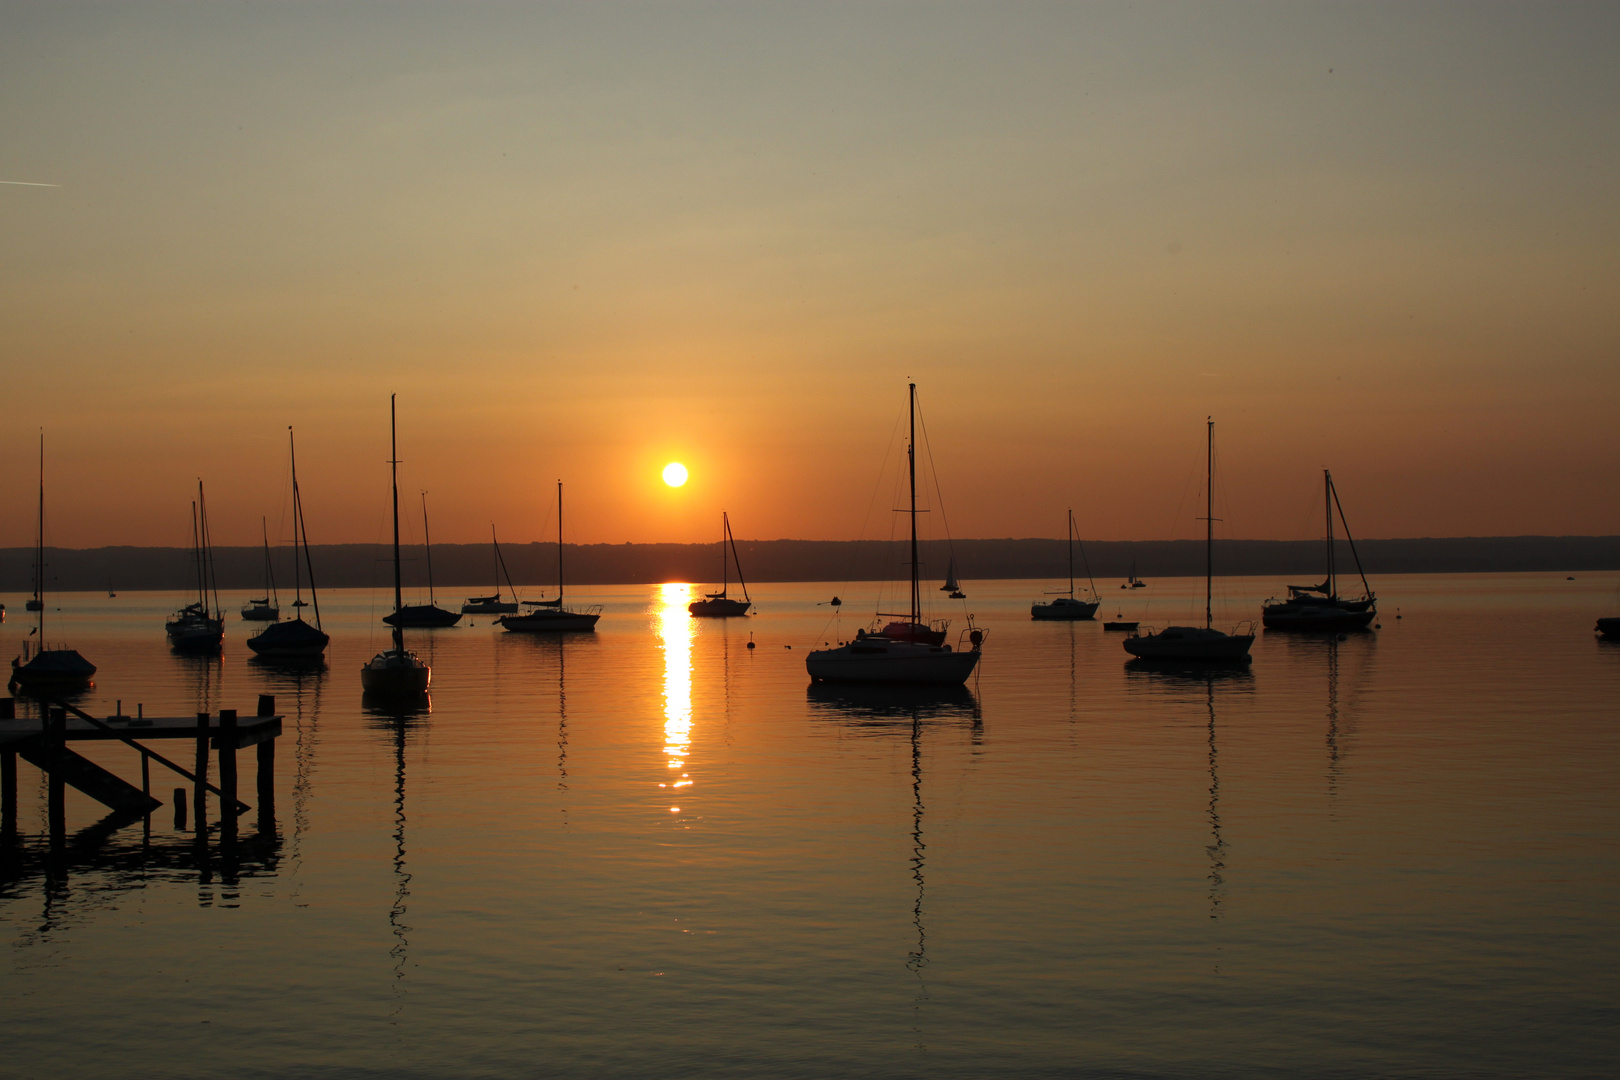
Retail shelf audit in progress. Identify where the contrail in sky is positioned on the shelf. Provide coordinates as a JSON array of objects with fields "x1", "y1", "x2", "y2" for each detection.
[{"x1": 0, "y1": 180, "x2": 60, "y2": 186}]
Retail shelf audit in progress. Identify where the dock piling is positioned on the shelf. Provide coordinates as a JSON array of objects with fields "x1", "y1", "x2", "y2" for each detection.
[
  {"x1": 219, "y1": 711, "x2": 238, "y2": 839},
  {"x1": 2, "y1": 748, "x2": 15, "y2": 835},
  {"x1": 257, "y1": 694, "x2": 275, "y2": 718},
  {"x1": 47, "y1": 708, "x2": 66, "y2": 845},
  {"x1": 193, "y1": 713, "x2": 209, "y2": 833},
  {"x1": 173, "y1": 787, "x2": 186, "y2": 830}
]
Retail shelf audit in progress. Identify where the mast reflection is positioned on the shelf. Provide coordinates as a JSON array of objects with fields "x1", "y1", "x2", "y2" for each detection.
[
  {"x1": 364, "y1": 694, "x2": 429, "y2": 1007},
  {"x1": 657, "y1": 584, "x2": 695, "y2": 808}
]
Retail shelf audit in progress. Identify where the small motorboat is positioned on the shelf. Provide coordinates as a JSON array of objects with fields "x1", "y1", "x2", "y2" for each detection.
[{"x1": 1103, "y1": 620, "x2": 1139, "y2": 632}]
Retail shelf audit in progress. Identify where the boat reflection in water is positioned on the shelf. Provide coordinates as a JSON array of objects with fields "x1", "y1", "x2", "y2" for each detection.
[
  {"x1": 364, "y1": 694, "x2": 430, "y2": 1002},
  {"x1": 658, "y1": 584, "x2": 695, "y2": 806}
]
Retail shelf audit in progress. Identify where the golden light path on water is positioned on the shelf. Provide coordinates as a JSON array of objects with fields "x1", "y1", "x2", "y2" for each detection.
[{"x1": 657, "y1": 582, "x2": 695, "y2": 813}]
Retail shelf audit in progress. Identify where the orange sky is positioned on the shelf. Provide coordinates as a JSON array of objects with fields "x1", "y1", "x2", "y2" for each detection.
[{"x1": 2, "y1": 3, "x2": 1616, "y2": 548}]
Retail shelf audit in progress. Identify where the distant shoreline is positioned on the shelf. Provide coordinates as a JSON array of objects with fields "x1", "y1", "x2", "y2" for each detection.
[{"x1": 3, "y1": 536, "x2": 1617, "y2": 593}]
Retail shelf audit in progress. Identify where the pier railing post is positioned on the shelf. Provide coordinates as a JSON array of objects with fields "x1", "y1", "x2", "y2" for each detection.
[
  {"x1": 218, "y1": 711, "x2": 238, "y2": 840},
  {"x1": 2, "y1": 747, "x2": 15, "y2": 837},
  {"x1": 193, "y1": 712, "x2": 209, "y2": 835},
  {"x1": 47, "y1": 707, "x2": 66, "y2": 846}
]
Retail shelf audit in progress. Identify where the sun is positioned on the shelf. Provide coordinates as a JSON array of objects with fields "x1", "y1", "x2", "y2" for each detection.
[{"x1": 662, "y1": 462, "x2": 688, "y2": 487}]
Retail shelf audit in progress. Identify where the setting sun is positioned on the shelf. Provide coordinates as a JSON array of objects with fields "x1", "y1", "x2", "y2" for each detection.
[{"x1": 662, "y1": 463, "x2": 688, "y2": 487}]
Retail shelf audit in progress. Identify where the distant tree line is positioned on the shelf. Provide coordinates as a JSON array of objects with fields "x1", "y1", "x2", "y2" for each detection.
[{"x1": 3, "y1": 536, "x2": 1618, "y2": 594}]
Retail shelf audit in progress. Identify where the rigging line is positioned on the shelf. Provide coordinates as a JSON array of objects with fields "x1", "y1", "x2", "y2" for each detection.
[
  {"x1": 914, "y1": 389, "x2": 968, "y2": 608},
  {"x1": 1328, "y1": 475, "x2": 1374, "y2": 599}
]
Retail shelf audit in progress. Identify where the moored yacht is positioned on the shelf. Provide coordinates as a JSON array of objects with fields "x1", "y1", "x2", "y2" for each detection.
[
  {"x1": 498, "y1": 481, "x2": 602, "y2": 633},
  {"x1": 461, "y1": 526, "x2": 521, "y2": 615},
  {"x1": 688, "y1": 512, "x2": 752, "y2": 617},
  {"x1": 363, "y1": 395, "x2": 431, "y2": 694},
  {"x1": 9, "y1": 433, "x2": 95, "y2": 689},
  {"x1": 165, "y1": 482, "x2": 226, "y2": 652},
  {"x1": 241, "y1": 517, "x2": 281, "y2": 621},
  {"x1": 247, "y1": 428, "x2": 330, "y2": 659},
  {"x1": 1123, "y1": 420, "x2": 1254, "y2": 664},
  {"x1": 807, "y1": 384, "x2": 983, "y2": 685},
  {"x1": 383, "y1": 491, "x2": 462, "y2": 628},
  {"x1": 1261, "y1": 470, "x2": 1377, "y2": 632},
  {"x1": 1032, "y1": 509, "x2": 1101, "y2": 620}
]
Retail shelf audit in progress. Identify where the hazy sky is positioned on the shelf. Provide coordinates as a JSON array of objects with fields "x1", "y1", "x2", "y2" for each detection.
[{"x1": 3, "y1": 1, "x2": 1616, "y2": 548}]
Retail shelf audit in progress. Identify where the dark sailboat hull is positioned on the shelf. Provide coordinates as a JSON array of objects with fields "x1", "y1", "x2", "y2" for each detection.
[
  {"x1": 1262, "y1": 603, "x2": 1376, "y2": 632},
  {"x1": 1597, "y1": 617, "x2": 1620, "y2": 639},
  {"x1": 10, "y1": 649, "x2": 96, "y2": 688},
  {"x1": 1031, "y1": 598, "x2": 1099, "y2": 620},
  {"x1": 383, "y1": 604, "x2": 462, "y2": 628},
  {"x1": 689, "y1": 598, "x2": 751, "y2": 617},
  {"x1": 246, "y1": 618, "x2": 329, "y2": 658}
]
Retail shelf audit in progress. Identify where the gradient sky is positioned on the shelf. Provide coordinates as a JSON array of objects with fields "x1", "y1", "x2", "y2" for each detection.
[{"x1": 2, "y1": 1, "x2": 1616, "y2": 549}]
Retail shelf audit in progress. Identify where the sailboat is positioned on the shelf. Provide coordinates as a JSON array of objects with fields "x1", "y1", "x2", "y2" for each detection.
[
  {"x1": 383, "y1": 491, "x2": 462, "y2": 628},
  {"x1": 1123, "y1": 553, "x2": 1147, "y2": 589},
  {"x1": 806, "y1": 384, "x2": 983, "y2": 685},
  {"x1": 246, "y1": 429, "x2": 330, "y2": 659},
  {"x1": 688, "y1": 512, "x2": 752, "y2": 617},
  {"x1": 165, "y1": 481, "x2": 226, "y2": 651},
  {"x1": 939, "y1": 557, "x2": 966, "y2": 599},
  {"x1": 1123, "y1": 420, "x2": 1255, "y2": 663},
  {"x1": 1261, "y1": 470, "x2": 1377, "y2": 632},
  {"x1": 1031, "y1": 509, "x2": 1101, "y2": 620},
  {"x1": 461, "y1": 526, "x2": 521, "y2": 615},
  {"x1": 241, "y1": 517, "x2": 280, "y2": 620},
  {"x1": 497, "y1": 482, "x2": 602, "y2": 633},
  {"x1": 9, "y1": 433, "x2": 96, "y2": 688},
  {"x1": 363, "y1": 395, "x2": 432, "y2": 694}
]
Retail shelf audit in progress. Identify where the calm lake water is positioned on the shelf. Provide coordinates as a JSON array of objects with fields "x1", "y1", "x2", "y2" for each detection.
[{"x1": 2, "y1": 574, "x2": 1617, "y2": 1079}]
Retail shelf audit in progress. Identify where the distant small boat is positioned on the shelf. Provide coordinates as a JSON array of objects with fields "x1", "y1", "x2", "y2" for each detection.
[
  {"x1": 461, "y1": 526, "x2": 521, "y2": 615},
  {"x1": 1032, "y1": 509, "x2": 1100, "y2": 621},
  {"x1": 1123, "y1": 555, "x2": 1147, "y2": 589},
  {"x1": 1103, "y1": 621, "x2": 1138, "y2": 632},
  {"x1": 940, "y1": 556, "x2": 966, "y2": 599},
  {"x1": 11, "y1": 433, "x2": 94, "y2": 689},
  {"x1": 247, "y1": 428, "x2": 329, "y2": 659},
  {"x1": 689, "y1": 512, "x2": 752, "y2": 617},
  {"x1": 1123, "y1": 420, "x2": 1253, "y2": 664},
  {"x1": 364, "y1": 395, "x2": 431, "y2": 695},
  {"x1": 383, "y1": 491, "x2": 462, "y2": 628},
  {"x1": 241, "y1": 517, "x2": 280, "y2": 621},
  {"x1": 498, "y1": 481, "x2": 602, "y2": 633},
  {"x1": 1597, "y1": 617, "x2": 1620, "y2": 639}
]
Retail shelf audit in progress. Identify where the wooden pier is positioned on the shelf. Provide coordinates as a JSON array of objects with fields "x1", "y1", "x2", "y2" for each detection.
[{"x1": 0, "y1": 695, "x2": 283, "y2": 839}]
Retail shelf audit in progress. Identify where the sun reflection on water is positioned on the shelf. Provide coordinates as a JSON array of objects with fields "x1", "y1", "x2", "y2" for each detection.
[{"x1": 657, "y1": 583, "x2": 695, "y2": 809}]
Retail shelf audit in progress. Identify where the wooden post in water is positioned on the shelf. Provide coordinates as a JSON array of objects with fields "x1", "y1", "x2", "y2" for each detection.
[
  {"x1": 255, "y1": 694, "x2": 276, "y2": 835},
  {"x1": 1, "y1": 696, "x2": 13, "y2": 835},
  {"x1": 47, "y1": 707, "x2": 66, "y2": 846},
  {"x1": 173, "y1": 787, "x2": 187, "y2": 831},
  {"x1": 193, "y1": 712, "x2": 209, "y2": 834},
  {"x1": 218, "y1": 710, "x2": 238, "y2": 840}
]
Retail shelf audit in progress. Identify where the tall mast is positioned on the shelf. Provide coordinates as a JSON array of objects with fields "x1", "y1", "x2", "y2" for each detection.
[
  {"x1": 492, "y1": 524, "x2": 500, "y2": 598},
  {"x1": 720, "y1": 512, "x2": 729, "y2": 595},
  {"x1": 289, "y1": 428, "x2": 303, "y2": 610},
  {"x1": 1205, "y1": 418, "x2": 1214, "y2": 630},
  {"x1": 909, "y1": 383, "x2": 920, "y2": 627},
  {"x1": 1067, "y1": 509, "x2": 1076, "y2": 598},
  {"x1": 1324, "y1": 469, "x2": 1336, "y2": 598},
  {"x1": 262, "y1": 517, "x2": 278, "y2": 606},
  {"x1": 556, "y1": 480, "x2": 564, "y2": 604},
  {"x1": 420, "y1": 491, "x2": 436, "y2": 605},
  {"x1": 199, "y1": 481, "x2": 220, "y2": 619},
  {"x1": 726, "y1": 512, "x2": 750, "y2": 603},
  {"x1": 390, "y1": 395, "x2": 402, "y2": 616},
  {"x1": 291, "y1": 429, "x2": 321, "y2": 628},
  {"x1": 35, "y1": 431, "x2": 44, "y2": 640},
  {"x1": 191, "y1": 500, "x2": 203, "y2": 607}
]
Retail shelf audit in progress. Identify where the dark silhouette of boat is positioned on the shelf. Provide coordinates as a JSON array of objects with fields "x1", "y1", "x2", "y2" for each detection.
[
  {"x1": 363, "y1": 395, "x2": 432, "y2": 695},
  {"x1": 247, "y1": 428, "x2": 329, "y2": 659},
  {"x1": 498, "y1": 481, "x2": 602, "y2": 633},
  {"x1": 461, "y1": 526, "x2": 521, "y2": 614},
  {"x1": 165, "y1": 481, "x2": 225, "y2": 652},
  {"x1": 382, "y1": 490, "x2": 461, "y2": 628},
  {"x1": 1261, "y1": 470, "x2": 1377, "y2": 632},
  {"x1": 1597, "y1": 617, "x2": 1620, "y2": 639},
  {"x1": 1032, "y1": 509, "x2": 1100, "y2": 620},
  {"x1": 939, "y1": 556, "x2": 966, "y2": 599},
  {"x1": 689, "y1": 512, "x2": 752, "y2": 617},
  {"x1": 10, "y1": 433, "x2": 94, "y2": 689},
  {"x1": 241, "y1": 517, "x2": 280, "y2": 620},
  {"x1": 807, "y1": 383, "x2": 982, "y2": 684},
  {"x1": 1123, "y1": 420, "x2": 1254, "y2": 664}
]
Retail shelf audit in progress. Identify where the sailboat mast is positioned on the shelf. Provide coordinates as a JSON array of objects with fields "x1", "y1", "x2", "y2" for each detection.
[
  {"x1": 421, "y1": 492, "x2": 436, "y2": 605},
  {"x1": 390, "y1": 396, "x2": 402, "y2": 615},
  {"x1": 556, "y1": 480, "x2": 564, "y2": 604},
  {"x1": 1325, "y1": 469, "x2": 1336, "y2": 598},
  {"x1": 720, "y1": 512, "x2": 729, "y2": 595},
  {"x1": 1328, "y1": 475, "x2": 1375, "y2": 601},
  {"x1": 1067, "y1": 509, "x2": 1076, "y2": 597},
  {"x1": 289, "y1": 428, "x2": 303, "y2": 608},
  {"x1": 1205, "y1": 418, "x2": 1214, "y2": 631},
  {"x1": 727, "y1": 512, "x2": 750, "y2": 602},
  {"x1": 291, "y1": 430, "x2": 322, "y2": 627},
  {"x1": 35, "y1": 432, "x2": 44, "y2": 641},
  {"x1": 191, "y1": 500, "x2": 203, "y2": 607},
  {"x1": 199, "y1": 481, "x2": 220, "y2": 619},
  {"x1": 909, "y1": 383, "x2": 920, "y2": 627},
  {"x1": 262, "y1": 517, "x2": 278, "y2": 605}
]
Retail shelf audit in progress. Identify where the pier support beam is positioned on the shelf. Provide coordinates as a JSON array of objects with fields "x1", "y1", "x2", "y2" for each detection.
[
  {"x1": 47, "y1": 708, "x2": 66, "y2": 847},
  {"x1": 2, "y1": 749, "x2": 15, "y2": 836},
  {"x1": 218, "y1": 711, "x2": 238, "y2": 843},
  {"x1": 193, "y1": 713, "x2": 209, "y2": 835}
]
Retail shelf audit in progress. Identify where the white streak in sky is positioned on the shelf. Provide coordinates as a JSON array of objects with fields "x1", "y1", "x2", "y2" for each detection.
[{"x1": 0, "y1": 180, "x2": 60, "y2": 187}]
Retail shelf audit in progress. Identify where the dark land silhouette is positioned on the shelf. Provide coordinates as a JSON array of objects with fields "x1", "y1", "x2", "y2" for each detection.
[{"x1": 3, "y1": 536, "x2": 1618, "y2": 593}]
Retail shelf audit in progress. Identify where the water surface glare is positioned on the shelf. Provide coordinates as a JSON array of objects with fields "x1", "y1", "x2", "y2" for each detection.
[{"x1": 2, "y1": 575, "x2": 1617, "y2": 1078}]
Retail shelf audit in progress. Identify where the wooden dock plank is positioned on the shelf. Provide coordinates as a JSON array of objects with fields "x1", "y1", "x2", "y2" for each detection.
[
  {"x1": 0, "y1": 715, "x2": 281, "y2": 747},
  {"x1": 15, "y1": 742, "x2": 162, "y2": 814}
]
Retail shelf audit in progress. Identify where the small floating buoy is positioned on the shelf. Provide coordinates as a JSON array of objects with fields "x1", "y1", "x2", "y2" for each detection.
[
  {"x1": 784, "y1": 644, "x2": 792, "y2": 649},
  {"x1": 1567, "y1": 576, "x2": 1575, "y2": 581},
  {"x1": 746, "y1": 633, "x2": 755, "y2": 650},
  {"x1": 830, "y1": 596, "x2": 842, "y2": 606},
  {"x1": 1374, "y1": 623, "x2": 1381, "y2": 629}
]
